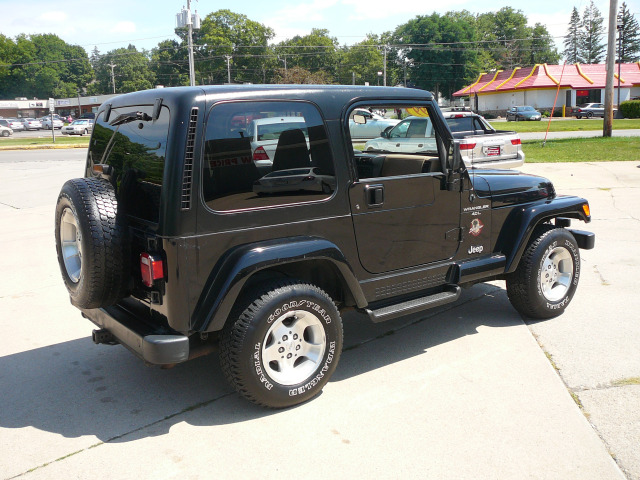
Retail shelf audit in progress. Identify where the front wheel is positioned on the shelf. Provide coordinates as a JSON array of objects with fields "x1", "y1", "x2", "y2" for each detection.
[
  {"x1": 587, "y1": 112, "x2": 594, "y2": 119},
  {"x1": 220, "y1": 280, "x2": 343, "y2": 408},
  {"x1": 506, "y1": 226, "x2": 581, "y2": 319}
]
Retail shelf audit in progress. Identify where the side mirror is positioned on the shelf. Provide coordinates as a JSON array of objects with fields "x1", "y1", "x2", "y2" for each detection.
[
  {"x1": 381, "y1": 125, "x2": 393, "y2": 138},
  {"x1": 353, "y1": 114, "x2": 367, "y2": 125}
]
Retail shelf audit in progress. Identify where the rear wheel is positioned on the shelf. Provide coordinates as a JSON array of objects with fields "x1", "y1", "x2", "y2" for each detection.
[
  {"x1": 506, "y1": 226, "x2": 580, "y2": 319},
  {"x1": 220, "y1": 279, "x2": 343, "y2": 408},
  {"x1": 587, "y1": 111, "x2": 594, "y2": 118}
]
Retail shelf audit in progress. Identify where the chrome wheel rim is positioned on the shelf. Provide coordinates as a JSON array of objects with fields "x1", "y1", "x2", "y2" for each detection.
[
  {"x1": 539, "y1": 246, "x2": 573, "y2": 302},
  {"x1": 261, "y1": 310, "x2": 326, "y2": 386},
  {"x1": 60, "y1": 208, "x2": 82, "y2": 283}
]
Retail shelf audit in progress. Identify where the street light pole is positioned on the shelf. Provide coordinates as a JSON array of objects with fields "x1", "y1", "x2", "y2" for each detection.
[
  {"x1": 187, "y1": 0, "x2": 196, "y2": 86},
  {"x1": 603, "y1": 0, "x2": 618, "y2": 137},
  {"x1": 617, "y1": 15, "x2": 623, "y2": 109},
  {"x1": 108, "y1": 63, "x2": 116, "y2": 94}
]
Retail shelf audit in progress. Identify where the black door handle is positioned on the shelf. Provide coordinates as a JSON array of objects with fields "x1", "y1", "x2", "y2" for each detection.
[{"x1": 365, "y1": 184, "x2": 384, "y2": 206}]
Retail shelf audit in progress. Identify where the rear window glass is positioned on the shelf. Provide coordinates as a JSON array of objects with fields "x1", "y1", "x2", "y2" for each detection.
[
  {"x1": 88, "y1": 105, "x2": 170, "y2": 224},
  {"x1": 203, "y1": 101, "x2": 335, "y2": 212}
]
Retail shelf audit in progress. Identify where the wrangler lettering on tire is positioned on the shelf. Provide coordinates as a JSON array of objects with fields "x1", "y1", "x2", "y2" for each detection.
[
  {"x1": 220, "y1": 280, "x2": 343, "y2": 408},
  {"x1": 506, "y1": 225, "x2": 580, "y2": 319}
]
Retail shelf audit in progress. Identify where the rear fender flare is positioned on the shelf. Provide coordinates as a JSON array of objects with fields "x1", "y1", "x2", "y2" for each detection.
[
  {"x1": 496, "y1": 196, "x2": 591, "y2": 273},
  {"x1": 191, "y1": 236, "x2": 365, "y2": 332}
]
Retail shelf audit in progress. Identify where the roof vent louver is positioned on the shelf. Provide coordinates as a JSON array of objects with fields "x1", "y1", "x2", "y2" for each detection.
[{"x1": 181, "y1": 107, "x2": 198, "y2": 210}]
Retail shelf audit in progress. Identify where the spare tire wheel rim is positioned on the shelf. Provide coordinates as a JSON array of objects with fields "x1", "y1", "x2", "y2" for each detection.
[
  {"x1": 60, "y1": 207, "x2": 82, "y2": 283},
  {"x1": 539, "y1": 246, "x2": 573, "y2": 302},
  {"x1": 261, "y1": 310, "x2": 326, "y2": 386}
]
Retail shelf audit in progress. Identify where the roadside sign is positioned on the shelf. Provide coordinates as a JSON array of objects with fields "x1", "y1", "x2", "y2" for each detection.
[{"x1": 49, "y1": 98, "x2": 55, "y2": 113}]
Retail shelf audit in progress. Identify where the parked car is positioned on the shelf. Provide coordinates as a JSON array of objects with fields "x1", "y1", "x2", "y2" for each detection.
[
  {"x1": 506, "y1": 106, "x2": 541, "y2": 121},
  {"x1": 0, "y1": 124, "x2": 13, "y2": 137},
  {"x1": 61, "y1": 119, "x2": 94, "y2": 135},
  {"x1": 40, "y1": 117, "x2": 64, "y2": 130},
  {"x1": 247, "y1": 117, "x2": 308, "y2": 166},
  {"x1": 21, "y1": 118, "x2": 43, "y2": 130},
  {"x1": 363, "y1": 113, "x2": 524, "y2": 169},
  {"x1": 348, "y1": 108, "x2": 400, "y2": 138},
  {"x1": 571, "y1": 103, "x2": 607, "y2": 119},
  {"x1": 4, "y1": 119, "x2": 25, "y2": 132}
]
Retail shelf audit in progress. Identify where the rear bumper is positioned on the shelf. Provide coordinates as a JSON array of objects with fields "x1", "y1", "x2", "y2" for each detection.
[{"x1": 80, "y1": 302, "x2": 189, "y2": 365}]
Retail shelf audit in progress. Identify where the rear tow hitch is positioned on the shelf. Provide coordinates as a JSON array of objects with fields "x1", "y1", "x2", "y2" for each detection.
[{"x1": 92, "y1": 329, "x2": 118, "y2": 345}]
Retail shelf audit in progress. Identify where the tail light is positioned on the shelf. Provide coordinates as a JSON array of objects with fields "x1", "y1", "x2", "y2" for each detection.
[
  {"x1": 511, "y1": 138, "x2": 521, "y2": 146},
  {"x1": 459, "y1": 143, "x2": 476, "y2": 150},
  {"x1": 140, "y1": 252, "x2": 164, "y2": 287},
  {"x1": 253, "y1": 146, "x2": 269, "y2": 161}
]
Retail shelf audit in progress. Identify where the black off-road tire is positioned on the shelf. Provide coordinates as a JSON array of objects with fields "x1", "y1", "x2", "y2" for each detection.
[
  {"x1": 220, "y1": 279, "x2": 343, "y2": 408},
  {"x1": 506, "y1": 225, "x2": 580, "y2": 319},
  {"x1": 55, "y1": 178, "x2": 129, "y2": 309}
]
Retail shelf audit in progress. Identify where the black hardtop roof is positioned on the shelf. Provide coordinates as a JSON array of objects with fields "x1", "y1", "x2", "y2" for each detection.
[{"x1": 102, "y1": 85, "x2": 434, "y2": 119}]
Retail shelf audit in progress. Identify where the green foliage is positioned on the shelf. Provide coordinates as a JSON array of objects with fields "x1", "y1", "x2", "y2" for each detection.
[
  {"x1": 564, "y1": 7, "x2": 583, "y2": 63},
  {"x1": 275, "y1": 29, "x2": 339, "y2": 80},
  {"x1": 89, "y1": 45, "x2": 155, "y2": 95},
  {"x1": 150, "y1": 40, "x2": 189, "y2": 87},
  {"x1": 581, "y1": 0, "x2": 606, "y2": 63},
  {"x1": 0, "y1": 34, "x2": 92, "y2": 99},
  {"x1": 192, "y1": 9, "x2": 275, "y2": 84},
  {"x1": 619, "y1": 100, "x2": 640, "y2": 118},
  {"x1": 336, "y1": 34, "x2": 385, "y2": 86},
  {"x1": 393, "y1": 11, "x2": 479, "y2": 98},
  {"x1": 618, "y1": 2, "x2": 640, "y2": 62},
  {"x1": 273, "y1": 66, "x2": 334, "y2": 84}
]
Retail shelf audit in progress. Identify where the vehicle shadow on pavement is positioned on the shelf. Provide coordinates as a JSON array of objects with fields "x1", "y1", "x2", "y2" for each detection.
[{"x1": 0, "y1": 284, "x2": 523, "y2": 444}]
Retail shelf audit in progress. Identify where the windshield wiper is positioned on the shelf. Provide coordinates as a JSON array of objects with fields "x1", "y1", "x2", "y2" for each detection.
[{"x1": 109, "y1": 111, "x2": 152, "y2": 126}]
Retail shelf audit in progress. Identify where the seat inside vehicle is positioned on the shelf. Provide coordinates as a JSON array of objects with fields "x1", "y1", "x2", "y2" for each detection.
[{"x1": 272, "y1": 128, "x2": 310, "y2": 171}]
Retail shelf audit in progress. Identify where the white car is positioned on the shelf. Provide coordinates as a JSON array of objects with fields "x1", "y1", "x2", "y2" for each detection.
[
  {"x1": 247, "y1": 117, "x2": 308, "y2": 166},
  {"x1": 0, "y1": 125, "x2": 13, "y2": 137},
  {"x1": 348, "y1": 109, "x2": 400, "y2": 139},
  {"x1": 5, "y1": 119, "x2": 25, "y2": 131},
  {"x1": 61, "y1": 119, "x2": 93, "y2": 136},
  {"x1": 364, "y1": 116, "x2": 437, "y2": 153},
  {"x1": 40, "y1": 117, "x2": 64, "y2": 130},
  {"x1": 21, "y1": 118, "x2": 43, "y2": 130}
]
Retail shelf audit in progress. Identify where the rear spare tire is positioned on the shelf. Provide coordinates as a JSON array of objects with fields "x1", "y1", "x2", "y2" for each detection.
[{"x1": 55, "y1": 178, "x2": 129, "y2": 309}]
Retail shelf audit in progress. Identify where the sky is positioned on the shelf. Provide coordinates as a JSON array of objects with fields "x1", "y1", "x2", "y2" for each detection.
[{"x1": 1, "y1": 0, "x2": 638, "y2": 54}]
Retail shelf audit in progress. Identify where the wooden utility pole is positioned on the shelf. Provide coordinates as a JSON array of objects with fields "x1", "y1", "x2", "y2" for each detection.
[{"x1": 604, "y1": 0, "x2": 618, "y2": 137}]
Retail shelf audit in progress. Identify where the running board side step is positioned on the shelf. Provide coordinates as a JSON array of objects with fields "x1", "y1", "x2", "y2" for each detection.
[{"x1": 364, "y1": 285, "x2": 461, "y2": 323}]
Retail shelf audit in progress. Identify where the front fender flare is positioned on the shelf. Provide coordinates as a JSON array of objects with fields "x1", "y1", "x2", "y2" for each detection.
[
  {"x1": 191, "y1": 236, "x2": 365, "y2": 332},
  {"x1": 495, "y1": 196, "x2": 591, "y2": 273}
]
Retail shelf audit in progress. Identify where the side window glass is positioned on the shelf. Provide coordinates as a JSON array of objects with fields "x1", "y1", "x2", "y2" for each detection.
[
  {"x1": 89, "y1": 105, "x2": 169, "y2": 224},
  {"x1": 349, "y1": 104, "x2": 443, "y2": 180},
  {"x1": 203, "y1": 101, "x2": 335, "y2": 212}
]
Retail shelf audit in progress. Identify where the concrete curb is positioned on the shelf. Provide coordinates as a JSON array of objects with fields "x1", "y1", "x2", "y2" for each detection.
[{"x1": 0, "y1": 144, "x2": 88, "y2": 151}]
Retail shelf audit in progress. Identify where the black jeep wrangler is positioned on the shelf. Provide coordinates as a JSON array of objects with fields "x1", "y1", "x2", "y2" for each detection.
[{"x1": 55, "y1": 85, "x2": 594, "y2": 408}]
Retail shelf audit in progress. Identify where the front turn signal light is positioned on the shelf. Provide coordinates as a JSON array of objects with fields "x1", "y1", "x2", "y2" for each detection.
[{"x1": 583, "y1": 203, "x2": 591, "y2": 217}]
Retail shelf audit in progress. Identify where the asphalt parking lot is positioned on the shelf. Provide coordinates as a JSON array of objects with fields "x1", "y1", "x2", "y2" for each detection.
[{"x1": 0, "y1": 150, "x2": 637, "y2": 479}]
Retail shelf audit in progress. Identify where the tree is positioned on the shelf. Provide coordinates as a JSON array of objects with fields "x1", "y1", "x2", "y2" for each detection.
[
  {"x1": 272, "y1": 66, "x2": 333, "y2": 84},
  {"x1": 191, "y1": 10, "x2": 275, "y2": 84},
  {"x1": 0, "y1": 34, "x2": 93, "y2": 99},
  {"x1": 88, "y1": 45, "x2": 155, "y2": 95},
  {"x1": 336, "y1": 35, "x2": 385, "y2": 86},
  {"x1": 393, "y1": 12, "x2": 479, "y2": 99},
  {"x1": 618, "y1": 2, "x2": 640, "y2": 62},
  {"x1": 275, "y1": 29, "x2": 340, "y2": 81},
  {"x1": 150, "y1": 40, "x2": 189, "y2": 87},
  {"x1": 529, "y1": 23, "x2": 560, "y2": 65},
  {"x1": 581, "y1": 0, "x2": 606, "y2": 63},
  {"x1": 563, "y1": 7, "x2": 583, "y2": 63}
]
